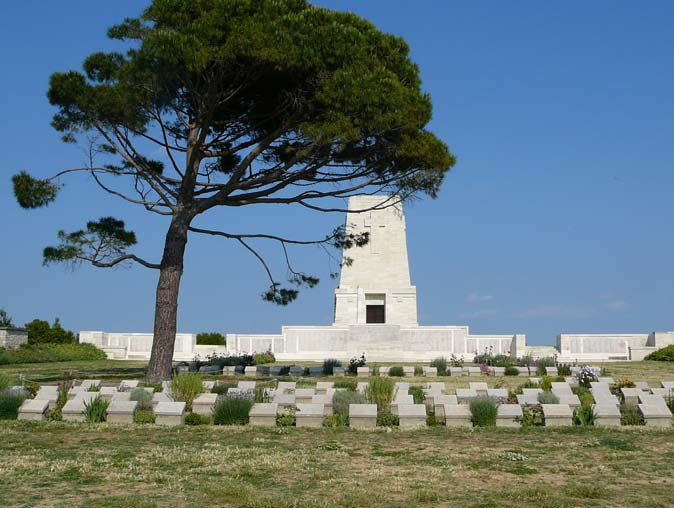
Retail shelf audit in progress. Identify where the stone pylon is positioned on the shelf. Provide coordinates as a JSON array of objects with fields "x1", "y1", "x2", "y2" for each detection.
[{"x1": 333, "y1": 195, "x2": 418, "y2": 326}]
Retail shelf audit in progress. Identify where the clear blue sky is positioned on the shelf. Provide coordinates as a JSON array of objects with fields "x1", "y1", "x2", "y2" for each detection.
[{"x1": 2, "y1": 1, "x2": 673, "y2": 345}]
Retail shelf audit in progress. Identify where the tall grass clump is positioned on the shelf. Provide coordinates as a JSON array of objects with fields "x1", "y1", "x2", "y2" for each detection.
[
  {"x1": 333, "y1": 390, "x2": 367, "y2": 417},
  {"x1": 538, "y1": 392, "x2": 560, "y2": 404},
  {"x1": 430, "y1": 357, "x2": 447, "y2": 375},
  {"x1": 84, "y1": 396, "x2": 109, "y2": 423},
  {"x1": 322, "y1": 358, "x2": 342, "y2": 376},
  {"x1": 574, "y1": 405, "x2": 598, "y2": 426},
  {"x1": 333, "y1": 378, "x2": 357, "y2": 391},
  {"x1": 469, "y1": 396, "x2": 497, "y2": 427},
  {"x1": 0, "y1": 389, "x2": 27, "y2": 420},
  {"x1": 170, "y1": 372, "x2": 204, "y2": 411},
  {"x1": 213, "y1": 393, "x2": 254, "y2": 425},
  {"x1": 364, "y1": 377, "x2": 395, "y2": 411},
  {"x1": 130, "y1": 387, "x2": 153, "y2": 410}
]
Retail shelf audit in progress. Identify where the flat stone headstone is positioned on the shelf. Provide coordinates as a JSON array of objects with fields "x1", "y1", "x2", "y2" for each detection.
[
  {"x1": 432, "y1": 394, "x2": 458, "y2": 419},
  {"x1": 635, "y1": 381, "x2": 650, "y2": 391},
  {"x1": 551, "y1": 382, "x2": 573, "y2": 395},
  {"x1": 522, "y1": 388, "x2": 543, "y2": 396},
  {"x1": 308, "y1": 367, "x2": 323, "y2": 377},
  {"x1": 660, "y1": 381, "x2": 674, "y2": 390},
  {"x1": 118, "y1": 380, "x2": 139, "y2": 391},
  {"x1": 517, "y1": 366, "x2": 531, "y2": 377},
  {"x1": 154, "y1": 401, "x2": 186, "y2": 426},
  {"x1": 277, "y1": 381, "x2": 296, "y2": 393},
  {"x1": 455, "y1": 388, "x2": 478, "y2": 404},
  {"x1": 542, "y1": 404, "x2": 573, "y2": 427},
  {"x1": 468, "y1": 382, "x2": 488, "y2": 395},
  {"x1": 269, "y1": 365, "x2": 285, "y2": 376},
  {"x1": 176, "y1": 365, "x2": 190, "y2": 374},
  {"x1": 487, "y1": 388, "x2": 508, "y2": 399},
  {"x1": 111, "y1": 392, "x2": 132, "y2": 402},
  {"x1": 516, "y1": 393, "x2": 539, "y2": 406},
  {"x1": 295, "y1": 388, "x2": 316, "y2": 404},
  {"x1": 18, "y1": 399, "x2": 49, "y2": 421},
  {"x1": 203, "y1": 381, "x2": 215, "y2": 390},
  {"x1": 449, "y1": 367, "x2": 464, "y2": 377},
  {"x1": 402, "y1": 366, "x2": 415, "y2": 377},
  {"x1": 427, "y1": 382, "x2": 445, "y2": 392},
  {"x1": 356, "y1": 367, "x2": 370, "y2": 378},
  {"x1": 238, "y1": 381, "x2": 256, "y2": 391},
  {"x1": 67, "y1": 386, "x2": 86, "y2": 399},
  {"x1": 295, "y1": 403, "x2": 325, "y2": 428},
  {"x1": 222, "y1": 366, "x2": 236, "y2": 376},
  {"x1": 621, "y1": 388, "x2": 641, "y2": 406},
  {"x1": 545, "y1": 366, "x2": 558, "y2": 376},
  {"x1": 590, "y1": 382, "x2": 611, "y2": 392},
  {"x1": 391, "y1": 394, "x2": 414, "y2": 415},
  {"x1": 651, "y1": 388, "x2": 673, "y2": 398},
  {"x1": 80, "y1": 379, "x2": 101, "y2": 390},
  {"x1": 492, "y1": 367, "x2": 505, "y2": 377},
  {"x1": 423, "y1": 366, "x2": 437, "y2": 377},
  {"x1": 289, "y1": 366, "x2": 305, "y2": 377},
  {"x1": 639, "y1": 404, "x2": 672, "y2": 427},
  {"x1": 348, "y1": 403, "x2": 377, "y2": 429},
  {"x1": 496, "y1": 404, "x2": 522, "y2": 427},
  {"x1": 272, "y1": 393, "x2": 296, "y2": 408},
  {"x1": 332, "y1": 367, "x2": 345, "y2": 377},
  {"x1": 598, "y1": 377, "x2": 615, "y2": 384},
  {"x1": 99, "y1": 387, "x2": 119, "y2": 401},
  {"x1": 249, "y1": 403, "x2": 278, "y2": 427},
  {"x1": 316, "y1": 382, "x2": 334, "y2": 393},
  {"x1": 312, "y1": 394, "x2": 333, "y2": 415},
  {"x1": 593, "y1": 404, "x2": 621, "y2": 427},
  {"x1": 152, "y1": 392, "x2": 173, "y2": 406},
  {"x1": 557, "y1": 394, "x2": 581, "y2": 408},
  {"x1": 395, "y1": 382, "x2": 410, "y2": 392},
  {"x1": 638, "y1": 394, "x2": 668, "y2": 409},
  {"x1": 192, "y1": 393, "x2": 218, "y2": 415},
  {"x1": 244, "y1": 366, "x2": 258, "y2": 378},
  {"x1": 397, "y1": 404, "x2": 427, "y2": 428},
  {"x1": 356, "y1": 382, "x2": 368, "y2": 394},
  {"x1": 592, "y1": 391, "x2": 620, "y2": 406},
  {"x1": 35, "y1": 387, "x2": 59, "y2": 408},
  {"x1": 444, "y1": 404, "x2": 472, "y2": 427},
  {"x1": 466, "y1": 367, "x2": 481, "y2": 377},
  {"x1": 529, "y1": 377, "x2": 542, "y2": 385},
  {"x1": 62, "y1": 398, "x2": 88, "y2": 422},
  {"x1": 107, "y1": 400, "x2": 138, "y2": 424}
]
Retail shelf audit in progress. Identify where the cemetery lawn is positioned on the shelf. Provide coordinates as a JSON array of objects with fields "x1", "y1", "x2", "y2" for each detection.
[{"x1": 1, "y1": 422, "x2": 673, "y2": 508}]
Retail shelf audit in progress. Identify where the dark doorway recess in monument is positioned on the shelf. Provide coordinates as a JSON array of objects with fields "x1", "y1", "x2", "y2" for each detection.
[{"x1": 367, "y1": 305, "x2": 385, "y2": 324}]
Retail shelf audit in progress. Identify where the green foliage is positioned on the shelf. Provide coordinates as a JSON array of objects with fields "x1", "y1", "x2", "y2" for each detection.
[
  {"x1": 504, "y1": 366, "x2": 519, "y2": 376},
  {"x1": 0, "y1": 389, "x2": 27, "y2": 420},
  {"x1": 0, "y1": 343, "x2": 106, "y2": 365},
  {"x1": 185, "y1": 412, "x2": 210, "y2": 425},
  {"x1": 25, "y1": 318, "x2": 76, "y2": 345},
  {"x1": 0, "y1": 308, "x2": 14, "y2": 328},
  {"x1": 574, "y1": 405, "x2": 597, "y2": 426},
  {"x1": 430, "y1": 357, "x2": 447, "y2": 375},
  {"x1": 620, "y1": 404, "x2": 645, "y2": 426},
  {"x1": 169, "y1": 373, "x2": 204, "y2": 411},
  {"x1": 84, "y1": 396, "x2": 109, "y2": 423},
  {"x1": 519, "y1": 406, "x2": 544, "y2": 426},
  {"x1": 414, "y1": 366, "x2": 423, "y2": 376},
  {"x1": 255, "y1": 386, "x2": 272, "y2": 403},
  {"x1": 130, "y1": 387, "x2": 153, "y2": 410},
  {"x1": 469, "y1": 397, "x2": 497, "y2": 427},
  {"x1": 213, "y1": 395, "x2": 254, "y2": 425},
  {"x1": 12, "y1": 171, "x2": 59, "y2": 209},
  {"x1": 322, "y1": 358, "x2": 342, "y2": 376},
  {"x1": 134, "y1": 409, "x2": 155, "y2": 424},
  {"x1": 388, "y1": 366, "x2": 404, "y2": 377},
  {"x1": 0, "y1": 372, "x2": 12, "y2": 390},
  {"x1": 211, "y1": 381, "x2": 237, "y2": 395},
  {"x1": 665, "y1": 394, "x2": 674, "y2": 413},
  {"x1": 252, "y1": 350, "x2": 276, "y2": 365},
  {"x1": 348, "y1": 354, "x2": 367, "y2": 375},
  {"x1": 426, "y1": 415, "x2": 440, "y2": 427},
  {"x1": 573, "y1": 386, "x2": 594, "y2": 408},
  {"x1": 557, "y1": 364, "x2": 572, "y2": 376},
  {"x1": 536, "y1": 357, "x2": 557, "y2": 376},
  {"x1": 323, "y1": 413, "x2": 349, "y2": 427},
  {"x1": 276, "y1": 407, "x2": 297, "y2": 427},
  {"x1": 364, "y1": 377, "x2": 395, "y2": 411},
  {"x1": 537, "y1": 392, "x2": 560, "y2": 404},
  {"x1": 408, "y1": 386, "x2": 425, "y2": 404},
  {"x1": 196, "y1": 332, "x2": 225, "y2": 346},
  {"x1": 539, "y1": 377, "x2": 552, "y2": 392},
  {"x1": 645, "y1": 345, "x2": 674, "y2": 362},
  {"x1": 376, "y1": 411, "x2": 399, "y2": 427},
  {"x1": 333, "y1": 378, "x2": 357, "y2": 391},
  {"x1": 332, "y1": 390, "x2": 367, "y2": 416}
]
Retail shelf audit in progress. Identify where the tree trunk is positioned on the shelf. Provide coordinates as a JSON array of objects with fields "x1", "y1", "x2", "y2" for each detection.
[{"x1": 146, "y1": 211, "x2": 191, "y2": 381}]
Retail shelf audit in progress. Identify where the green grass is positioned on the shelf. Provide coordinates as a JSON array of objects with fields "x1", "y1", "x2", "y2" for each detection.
[{"x1": 0, "y1": 423, "x2": 673, "y2": 507}]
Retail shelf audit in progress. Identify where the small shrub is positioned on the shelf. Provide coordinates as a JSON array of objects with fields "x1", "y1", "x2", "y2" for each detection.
[
  {"x1": 376, "y1": 411, "x2": 399, "y2": 427},
  {"x1": 364, "y1": 377, "x2": 396, "y2": 411},
  {"x1": 212, "y1": 381, "x2": 236, "y2": 395},
  {"x1": 0, "y1": 389, "x2": 27, "y2": 420},
  {"x1": 170, "y1": 373, "x2": 205, "y2": 411},
  {"x1": 135, "y1": 409, "x2": 155, "y2": 424},
  {"x1": 620, "y1": 404, "x2": 645, "y2": 426},
  {"x1": 540, "y1": 377, "x2": 552, "y2": 392},
  {"x1": 573, "y1": 386, "x2": 594, "y2": 408},
  {"x1": 48, "y1": 407, "x2": 62, "y2": 421},
  {"x1": 334, "y1": 378, "x2": 357, "y2": 391},
  {"x1": 645, "y1": 344, "x2": 674, "y2": 361},
  {"x1": 449, "y1": 353, "x2": 464, "y2": 368},
  {"x1": 574, "y1": 405, "x2": 597, "y2": 426},
  {"x1": 537, "y1": 392, "x2": 560, "y2": 404},
  {"x1": 469, "y1": 397, "x2": 497, "y2": 427},
  {"x1": 557, "y1": 364, "x2": 572, "y2": 376},
  {"x1": 518, "y1": 406, "x2": 544, "y2": 426},
  {"x1": 388, "y1": 366, "x2": 404, "y2": 377},
  {"x1": 276, "y1": 407, "x2": 296, "y2": 427},
  {"x1": 130, "y1": 387, "x2": 153, "y2": 410},
  {"x1": 196, "y1": 332, "x2": 225, "y2": 346},
  {"x1": 213, "y1": 393, "x2": 254, "y2": 425},
  {"x1": 409, "y1": 386, "x2": 425, "y2": 404},
  {"x1": 535, "y1": 357, "x2": 557, "y2": 376},
  {"x1": 504, "y1": 366, "x2": 519, "y2": 376},
  {"x1": 430, "y1": 357, "x2": 447, "y2": 375},
  {"x1": 333, "y1": 390, "x2": 367, "y2": 416},
  {"x1": 414, "y1": 365, "x2": 423, "y2": 376},
  {"x1": 252, "y1": 350, "x2": 275, "y2": 365},
  {"x1": 348, "y1": 353, "x2": 367, "y2": 374},
  {"x1": 323, "y1": 413, "x2": 349, "y2": 427},
  {"x1": 185, "y1": 412, "x2": 210, "y2": 425},
  {"x1": 426, "y1": 415, "x2": 440, "y2": 427},
  {"x1": 322, "y1": 358, "x2": 342, "y2": 376},
  {"x1": 84, "y1": 396, "x2": 109, "y2": 423}
]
